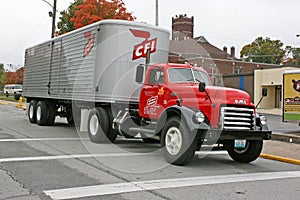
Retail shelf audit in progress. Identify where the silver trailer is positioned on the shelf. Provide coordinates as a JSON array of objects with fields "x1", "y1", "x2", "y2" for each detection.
[{"x1": 23, "y1": 20, "x2": 169, "y2": 126}]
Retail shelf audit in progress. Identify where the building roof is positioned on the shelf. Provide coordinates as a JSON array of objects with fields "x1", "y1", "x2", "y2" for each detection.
[{"x1": 170, "y1": 36, "x2": 236, "y2": 61}]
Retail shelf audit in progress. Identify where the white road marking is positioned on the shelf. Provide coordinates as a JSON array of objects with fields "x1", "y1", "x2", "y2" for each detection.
[
  {"x1": 0, "y1": 138, "x2": 89, "y2": 142},
  {"x1": 0, "y1": 151, "x2": 227, "y2": 163},
  {"x1": 0, "y1": 153, "x2": 151, "y2": 163},
  {"x1": 44, "y1": 171, "x2": 300, "y2": 200}
]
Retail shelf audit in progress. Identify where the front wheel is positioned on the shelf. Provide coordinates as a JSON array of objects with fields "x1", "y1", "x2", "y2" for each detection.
[
  {"x1": 227, "y1": 140, "x2": 263, "y2": 163},
  {"x1": 161, "y1": 116, "x2": 196, "y2": 166}
]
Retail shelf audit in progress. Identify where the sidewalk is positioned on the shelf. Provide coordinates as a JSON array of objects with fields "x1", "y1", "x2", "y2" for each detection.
[
  {"x1": 0, "y1": 99, "x2": 26, "y2": 110},
  {"x1": 257, "y1": 108, "x2": 300, "y2": 144}
]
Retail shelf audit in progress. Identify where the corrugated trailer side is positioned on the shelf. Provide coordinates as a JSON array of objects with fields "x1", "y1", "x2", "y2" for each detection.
[{"x1": 23, "y1": 24, "x2": 98, "y2": 101}]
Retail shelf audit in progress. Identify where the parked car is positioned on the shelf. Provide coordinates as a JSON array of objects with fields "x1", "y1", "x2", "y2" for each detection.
[{"x1": 3, "y1": 84, "x2": 23, "y2": 97}]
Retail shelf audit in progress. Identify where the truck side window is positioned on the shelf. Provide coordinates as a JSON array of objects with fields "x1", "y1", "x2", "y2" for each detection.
[{"x1": 148, "y1": 69, "x2": 164, "y2": 84}]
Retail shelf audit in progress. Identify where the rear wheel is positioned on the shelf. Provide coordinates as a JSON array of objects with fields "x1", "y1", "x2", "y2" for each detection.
[
  {"x1": 47, "y1": 101, "x2": 56, "y2": 126},
  {"x1": 227, "y1": 140, "x2": 263, "y2": 163},
  {"x1": 36, "y1": 101, "x2": 49, "y2": 126},
  {"x1": 28, "y1": 100, "x2": 38, "y2": 123},
  {"x1": 88, "y1": 107, "x2": 116, "y2": 143},
  {"x1": 161, "y1": 116, "x2": 196, "y2": 166}
]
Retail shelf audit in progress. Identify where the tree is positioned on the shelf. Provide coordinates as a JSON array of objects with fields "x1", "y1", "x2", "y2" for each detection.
[
  {"x1": 16, "y1": 67, "x2": 24, "y2": 84},
  {"x1": 0, "y1": 64, "x2": 6, "y2": 90},
  {"x1": 283, "y1": 46, "x2": 300, "y2": 65},
  {"x1": 57, "y1": 0, "x2": 83, "y2": 35},
  {"x1": 57, "y1": 0, "x2": 135, "y2": 34},
  {"x1": 240, "y1": 37, "x2": 285, "y2": 64},
  {"x1": 4, "y1": 67, "x2": 24, "y2": 85},
  {"x1": 5, "y1": 72, "x2": 18, "y2": 84}
]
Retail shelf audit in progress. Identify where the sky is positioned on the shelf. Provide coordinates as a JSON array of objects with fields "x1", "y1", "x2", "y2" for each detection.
[{"x1": 1, "y1": 0, "x2": 300, "y2": 69}]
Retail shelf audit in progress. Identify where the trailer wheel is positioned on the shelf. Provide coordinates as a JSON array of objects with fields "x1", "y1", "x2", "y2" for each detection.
[
  {"x1": 88, "y1": 107, "x2": 113, "y2": 143},
  {"x1": 161, "y1": 116, "x2": 196, "y2": 166},
  {"x1": 227, "y1": 140, "x2": 263, "y2": 163},
  {"x1": 105, "y1": 107, "x2": 117, "y2": 142},
  {"x1": 66, "y1": 112, "x2": 74, "y2": 126},
  {"x1": 36, "y1": 101, "x2": 49, "y2": 126},
  {"x1": 28, "y1": 100, "x2": 38, "y2": 123},
  {"x1": 47, "y1": 101, "x2": 56, "y2": 126}
]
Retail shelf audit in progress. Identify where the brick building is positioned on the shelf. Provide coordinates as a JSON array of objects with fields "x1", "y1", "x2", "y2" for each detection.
[{"x1": 169, "y1": 14, "x2": 279, "y2": 101}]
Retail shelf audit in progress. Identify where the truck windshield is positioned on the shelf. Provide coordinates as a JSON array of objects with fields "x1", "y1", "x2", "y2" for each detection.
[{"x1": 168, "y1": 68, "x2": 210, "y2": 85}]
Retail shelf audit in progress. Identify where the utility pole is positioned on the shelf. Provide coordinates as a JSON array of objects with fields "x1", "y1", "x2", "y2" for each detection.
[
  {"x1": 51, "y1": 0, "x2": 57, "y2": 38},
  {"x1": 155, "y1": 0, "x2": 158, "y2": 26},
  {"x1": 42, "y1": 0, "x2": 57, "y2": 38}
]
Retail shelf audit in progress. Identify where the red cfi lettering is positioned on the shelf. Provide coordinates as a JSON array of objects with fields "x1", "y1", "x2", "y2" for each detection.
[
  {"x1": 83, "y1": 31, "x2": 95, "y2": 57},
  {"x1": 132, "y1": 38, "x2": 157, "y2": 60},
  {"x1": 130, "y1": 29, "x2": 157, "y2": 60}
]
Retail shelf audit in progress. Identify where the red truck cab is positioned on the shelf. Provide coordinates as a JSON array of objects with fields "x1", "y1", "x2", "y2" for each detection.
[{"x1": 133, "y1": 63, "x2": 271, "y2": 165}]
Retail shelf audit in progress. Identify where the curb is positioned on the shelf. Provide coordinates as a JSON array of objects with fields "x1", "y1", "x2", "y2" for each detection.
[
  {"x1": 260, "y1": 153, "x2": 300, "y2": 165},
  {"x1": 16, "y1": 105, "x2": 26, "y2": 110},
  {"x1": 272, "y1": 133, "x2": 300, "y2": 144}
]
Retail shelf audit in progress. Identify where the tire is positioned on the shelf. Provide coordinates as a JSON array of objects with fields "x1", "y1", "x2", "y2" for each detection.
[
  {"x1": 105, "y1": 107, "x2": 117, "y2": 142},
  {"x1": 227, "y1": 140, "x2": 263, "y2": 163},
  {"x1": 66, "y1": 114, "x2": 74, "y2": 126},
  {"x1": 28, "y1": 100, "x2": 38, "y2": 123},
  {"x1": 5, "y1": 92, "x2": 9, "y2": 97},
  {"x1": 47, "y1": 101, "x2": 56, "y2": 126},
  {"x1": 36, "y1": 101, "x2": 49, "y2": 126},
  {"x1": 88, "y1": 107, "x2": 115, "y2": 143},
  {"x1": 161, "y1": 116, "x2": 196, "y2": 166}
]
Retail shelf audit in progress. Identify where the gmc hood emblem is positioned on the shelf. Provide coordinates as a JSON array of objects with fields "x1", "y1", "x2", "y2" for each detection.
[{"x1": 234, "y1": 99, "x2": 247, "y2": 104}]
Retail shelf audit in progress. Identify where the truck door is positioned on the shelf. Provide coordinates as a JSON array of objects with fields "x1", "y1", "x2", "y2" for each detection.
[{"x1": 139, "y1": 68, "x2": 166, "y2": 119}]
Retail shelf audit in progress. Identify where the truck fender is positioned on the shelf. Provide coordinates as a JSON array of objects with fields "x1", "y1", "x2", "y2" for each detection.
[{"x1": 156, "y1": 106, "x2": 210, "y2": 134}]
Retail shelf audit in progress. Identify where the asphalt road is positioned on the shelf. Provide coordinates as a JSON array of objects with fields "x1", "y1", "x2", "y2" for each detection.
[{"x1": 0, "y1": 104, "x2": 300, "y2": 200}]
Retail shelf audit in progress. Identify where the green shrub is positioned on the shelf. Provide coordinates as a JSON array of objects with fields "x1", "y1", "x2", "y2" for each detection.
[{"x1": 14, "y1": 94, "x2": 21, "y2": 101}]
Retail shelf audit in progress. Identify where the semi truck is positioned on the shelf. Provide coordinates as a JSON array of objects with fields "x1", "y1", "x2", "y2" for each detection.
[
  {"x1": 23, "y1": 20, "x2": 271, "y2": 165},
  {"x1": 283, "y1": 70, "x2": 300, "y2": 124}
]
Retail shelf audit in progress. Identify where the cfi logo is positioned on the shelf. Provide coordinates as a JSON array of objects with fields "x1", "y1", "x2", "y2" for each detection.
[
  {"x1": 83, "y1": 31, "x2": 95, "y2": 57},
  {"x1": 130, "y1": 29, "x2": 157, "y2": 60}
]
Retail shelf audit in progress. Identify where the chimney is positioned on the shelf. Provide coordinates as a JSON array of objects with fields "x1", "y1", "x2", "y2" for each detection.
[
  {"x1": 230, "y1": 46, "x2": 235, "y2": 58},
  {"x1": 223, "y1": 46, "x2": 227, "y2": 54}
]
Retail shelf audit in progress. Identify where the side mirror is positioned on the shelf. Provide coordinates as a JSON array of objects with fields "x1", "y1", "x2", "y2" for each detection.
[
  {"x1": 199, "y1": 82, "x2": 206, "y2": 92},
  {"x1": 256, "y1": 88, "x2": 268, "y2": 108},
  {"x1": 262, "y1": 88, "x2": 268, "y2": 97},
  {"x1": 135, "y1": 64, "x2": 144, "y2": 84}
]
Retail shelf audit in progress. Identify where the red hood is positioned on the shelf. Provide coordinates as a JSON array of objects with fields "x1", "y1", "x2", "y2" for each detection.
[
  {"x1": 169, "y1": 83, "x2": 253, "y2": 128},
  {"x1": 205, "y1": 86, "x2": 252, "y2": 106}
]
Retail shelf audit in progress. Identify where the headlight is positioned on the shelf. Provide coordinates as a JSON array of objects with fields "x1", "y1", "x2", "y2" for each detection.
[
  {"x1": 194, "y1": 111, "x2": 205, "y2": 123},
  {"x1": 259, "y1": 115, "x2": 267, "y2": 125}
]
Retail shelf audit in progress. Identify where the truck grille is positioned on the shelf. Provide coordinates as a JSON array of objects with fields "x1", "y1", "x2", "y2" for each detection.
[{"x1": 221, "y1": 107, "x2": 255, "y2": 130}]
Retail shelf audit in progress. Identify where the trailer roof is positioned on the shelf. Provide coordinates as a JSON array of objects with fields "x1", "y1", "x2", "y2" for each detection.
[{"x1": 26, "y1": 19, "x2": 169, "y2": 50}]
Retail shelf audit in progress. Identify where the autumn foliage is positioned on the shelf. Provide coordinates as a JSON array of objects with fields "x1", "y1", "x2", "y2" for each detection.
[
  {"x1": 5, "y1": 67, "x2": 24, "y2": 85},
  {"x1": 71, "y1": 0, "x2": 136, "y2": 29}
]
